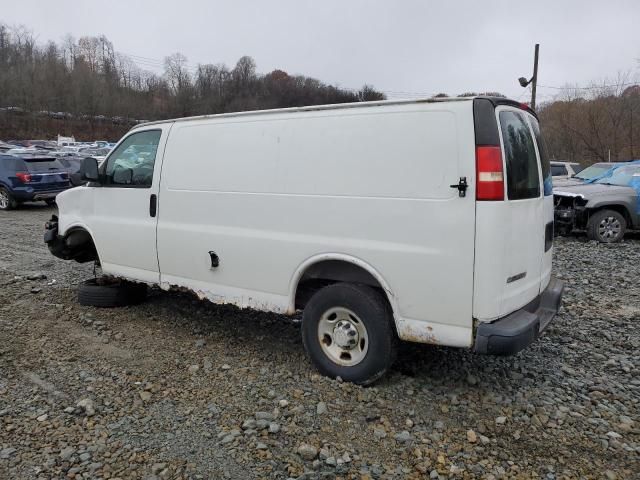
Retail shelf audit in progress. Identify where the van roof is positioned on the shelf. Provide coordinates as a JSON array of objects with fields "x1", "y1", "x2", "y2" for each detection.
[{"x1": 132, "y1": 96, "x2": 530, "y2": 130}]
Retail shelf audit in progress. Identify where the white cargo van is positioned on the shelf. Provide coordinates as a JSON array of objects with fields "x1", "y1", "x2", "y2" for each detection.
[{"x1": 45, "y1": 97, "x2": 563, "y2": 384}]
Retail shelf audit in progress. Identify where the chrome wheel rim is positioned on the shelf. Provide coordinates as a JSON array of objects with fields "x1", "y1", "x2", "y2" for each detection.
[
  {"x1": 0, "y1": 190, "x2": 8, "y2": 209},
  {"x1": 598, "y1": 216, "x2": 621, "y2": 240},
  {"x1": 317, "y1": 307, "x2": 368, "y2": 366}
]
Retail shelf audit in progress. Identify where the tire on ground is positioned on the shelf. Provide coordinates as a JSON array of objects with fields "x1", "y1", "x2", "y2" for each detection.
[
  {"x1": 586, "y1": 209, "x2": 626, "y2": 243},
  {"x1": 78, "y1": 278, "x2": 147, "y2": 307},
  {"x1": 301, "y1": 282, "x2": 397, "y2": 385}
]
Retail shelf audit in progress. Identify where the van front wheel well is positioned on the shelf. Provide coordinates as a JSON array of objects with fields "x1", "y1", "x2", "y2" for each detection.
[{"x1": 48, "y1": 227, "x2": 99, "y2": 263}]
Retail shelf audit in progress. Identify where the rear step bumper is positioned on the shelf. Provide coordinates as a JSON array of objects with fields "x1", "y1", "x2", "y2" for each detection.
[{"x1": 474, "y1": 277, "x2": 564, "y2": 355}]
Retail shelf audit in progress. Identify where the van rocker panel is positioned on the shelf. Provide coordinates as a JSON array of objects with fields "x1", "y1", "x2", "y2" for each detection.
[{"x1": 474, "y1": 277, "x2": 564, "y2": 355}]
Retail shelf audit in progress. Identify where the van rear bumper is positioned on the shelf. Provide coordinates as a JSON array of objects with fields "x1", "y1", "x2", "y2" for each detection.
[{"x1": 473, "y1": 277, "x2": 564, "y2": 355}]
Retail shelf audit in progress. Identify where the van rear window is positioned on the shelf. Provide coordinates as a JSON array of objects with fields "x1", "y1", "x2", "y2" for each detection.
[{"x1": 499, "y1": 111, "x2": 540, "y2": 200}]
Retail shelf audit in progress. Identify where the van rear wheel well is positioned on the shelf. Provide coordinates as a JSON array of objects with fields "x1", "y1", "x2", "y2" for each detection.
[{"x1": 294, "y1": 260, "x2": 393, "y2": 314}]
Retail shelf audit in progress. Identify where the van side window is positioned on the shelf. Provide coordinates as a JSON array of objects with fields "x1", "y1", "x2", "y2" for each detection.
[
  {"x1": 104, "y1": 130, "x2": 161, "y2": 187},
  {"x1": 499, "y1": 111, "x2": 540, "y2": 200},
  {"x1": 551, "y1": 165, "x2": 567, "y2": 176}
]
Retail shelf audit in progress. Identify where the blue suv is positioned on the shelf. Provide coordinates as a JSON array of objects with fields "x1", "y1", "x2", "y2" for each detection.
[{"x1": 0, "y1": 154, "x2": 72, "y2": 210}]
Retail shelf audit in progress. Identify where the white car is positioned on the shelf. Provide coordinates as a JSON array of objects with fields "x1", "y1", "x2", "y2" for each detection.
[
  {"x1": 45, "y1": 97, "x2": 563, "y2": 384},
  {"x1": 551, "y1": 161, "x2": 584, "y2": 182}
]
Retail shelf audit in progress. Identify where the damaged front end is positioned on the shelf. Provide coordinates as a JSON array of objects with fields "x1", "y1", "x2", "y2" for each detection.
[
  {"x1": 44, "y1": 215, "x2": 98, "y2": 263},
  {"x1": 554, "y1": 192, "x2": 588, "y2": 234}
]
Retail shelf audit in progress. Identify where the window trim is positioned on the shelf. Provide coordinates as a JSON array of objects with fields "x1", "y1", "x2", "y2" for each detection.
[{"x1": 100, "y1": 128, "x2": 162, "y2": 189}]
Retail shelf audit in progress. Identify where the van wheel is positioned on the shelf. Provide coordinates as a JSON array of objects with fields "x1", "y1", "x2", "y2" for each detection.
[
  {"x1": 0, "y1": 187, "x2": 17, "y2": 210},
  {"x1": 301, "y1": 283, "x2": 397, "y2": 385},
  {"x1": 587, "y1": 209, "x2": 626, "y2": 243},
  {"x1": 78, "y1": 278, "x2": 147, "y2": 307}
]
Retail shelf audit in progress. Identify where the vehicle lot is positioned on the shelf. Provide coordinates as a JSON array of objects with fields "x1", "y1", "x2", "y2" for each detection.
[{"x1": 1, "y1": 206, "x2": 639, "y2": 479}]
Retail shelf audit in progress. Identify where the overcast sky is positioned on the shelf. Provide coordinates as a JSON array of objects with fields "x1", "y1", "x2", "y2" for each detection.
[{"x1": 2, "y1": 0, "x2": 639, "y2": 101}]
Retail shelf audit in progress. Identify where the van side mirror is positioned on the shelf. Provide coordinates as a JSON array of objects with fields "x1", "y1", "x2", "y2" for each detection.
[{"x1": 81, "y1": 157, "x2": 99, "y2": 182}]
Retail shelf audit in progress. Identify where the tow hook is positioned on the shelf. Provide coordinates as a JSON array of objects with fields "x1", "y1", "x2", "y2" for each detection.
[{"x1": 44, "y1": 215, "x2": 59, "y2": 244}]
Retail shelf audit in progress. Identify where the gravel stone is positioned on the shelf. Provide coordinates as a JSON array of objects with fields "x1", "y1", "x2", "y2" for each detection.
[
  {"x1": 76, "y1": 398, "x2": 95, "y2": 416},
  {"x1": 297, "y1": 444, "x2": 318, "y2": 460},
  {"x1": 394, "y1": 431, "x2": 413, "y2": 443},
  {"x1": 466, "y1": 429, "x2": 477, "y2": 443},
  {"x1": 316, "y1": 401, "x2": 328, "y2": 415},
  {"x1": 268, "y1": 422, "x2": 280, "y2": 433}
]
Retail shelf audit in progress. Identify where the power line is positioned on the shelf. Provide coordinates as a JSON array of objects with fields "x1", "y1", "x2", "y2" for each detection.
[{"x1": 538, "y1": 81, "x2": 638, "y2": 91}]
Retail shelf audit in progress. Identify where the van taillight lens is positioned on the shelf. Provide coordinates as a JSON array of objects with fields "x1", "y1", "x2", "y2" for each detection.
[
  {"x1": 476, "y1": 146, "x2": 504, "y2": 201},
  {"x1": 16, "y1": 172, "x2": 32, "y2": 183}
]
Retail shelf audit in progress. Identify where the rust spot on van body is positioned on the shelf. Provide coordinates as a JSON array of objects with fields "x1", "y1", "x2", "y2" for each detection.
[
  {"x1": 159, "y1": 281, "x2": 290, "y2": 315},
  {"x1": 397, "y1": 322, "x2": 439, "y2": 345}
]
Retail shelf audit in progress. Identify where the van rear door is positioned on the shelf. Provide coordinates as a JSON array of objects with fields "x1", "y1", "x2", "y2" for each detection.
[{"x1": 473, "y1": 99, "x2": 551, "y2": 321}]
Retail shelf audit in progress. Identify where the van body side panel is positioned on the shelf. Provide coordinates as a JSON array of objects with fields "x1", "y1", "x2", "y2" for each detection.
[{"x1": 156, "y1": 102, "x2": 476, "y2": 344}]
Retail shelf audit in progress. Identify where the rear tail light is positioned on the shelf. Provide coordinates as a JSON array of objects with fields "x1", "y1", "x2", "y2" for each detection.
[
  {"x1": 476, "y1": 146, "x2": 504, "y2": 201},
  {"x1": 15, "y1": 172, "x2": 32, "y2": 183}
]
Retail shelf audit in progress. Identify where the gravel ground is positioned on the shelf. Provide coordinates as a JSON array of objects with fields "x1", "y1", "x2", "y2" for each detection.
[{"x1": 0, "y1": 204, "x2": 639, "y2": 480}]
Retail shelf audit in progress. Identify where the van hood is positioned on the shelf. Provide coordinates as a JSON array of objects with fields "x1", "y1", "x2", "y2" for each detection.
[{"x1": 553, "y1": 183, "x2": 635, "y2": 199}]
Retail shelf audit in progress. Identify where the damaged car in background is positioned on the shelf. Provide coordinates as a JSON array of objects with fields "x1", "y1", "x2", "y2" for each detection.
[{"x1": 554, "y1": 162, "x2": 640, "y2": 242}]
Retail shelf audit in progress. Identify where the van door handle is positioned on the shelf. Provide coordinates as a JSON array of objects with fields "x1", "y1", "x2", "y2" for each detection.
[
  {"x1": 450, "y1": 177, "x2": 468, "y2": 197},
  {"x1": 149, "y1": 194, "x2": 157, "y2": 217}
]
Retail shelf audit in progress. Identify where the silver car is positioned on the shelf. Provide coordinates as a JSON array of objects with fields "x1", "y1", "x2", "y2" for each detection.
[{"x1": 554, "y1": 163, "x2": 640, "y2": 242}]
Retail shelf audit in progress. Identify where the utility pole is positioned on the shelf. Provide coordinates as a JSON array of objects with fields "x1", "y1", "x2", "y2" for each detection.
[
  {"x1": 531, "y1": 44, "x2": 539, "y2": 110},
  {"x1": 518, "y1": 44, "x2": 540, "y2": 109}
]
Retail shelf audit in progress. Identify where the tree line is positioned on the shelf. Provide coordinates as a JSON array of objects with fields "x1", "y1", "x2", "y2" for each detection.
[
  {"x1": 0, "y1": 24, "x2": 384, "y2": 125},
  {"x1": 538, "y1": 77, "x2": 640, "y2": 164}
]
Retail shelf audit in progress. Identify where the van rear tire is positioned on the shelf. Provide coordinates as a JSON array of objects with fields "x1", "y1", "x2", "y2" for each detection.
[
  {"x1": 301, "y1": 283, "x2": 397, "y2": 385},
  {"x1": 587, "y1": 209, "x2": 626, "y2": 243},
  {"x1": 78, "y1": 278, "x2": 147, "y2": 307}
]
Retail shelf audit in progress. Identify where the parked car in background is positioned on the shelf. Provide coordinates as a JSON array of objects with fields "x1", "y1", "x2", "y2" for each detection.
[
  {"x1": 553, "y1": 161, "x2": 638, "y2": 188},
  {"x1": 554, "y1": 162, "x2": 640, "y2": 242},
  {"x1": 551, "y1": 161, "x2": 584, "y2": 182},
  {"x1": 0, "y1": 154, "x2": 71, "y2": 209}
]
